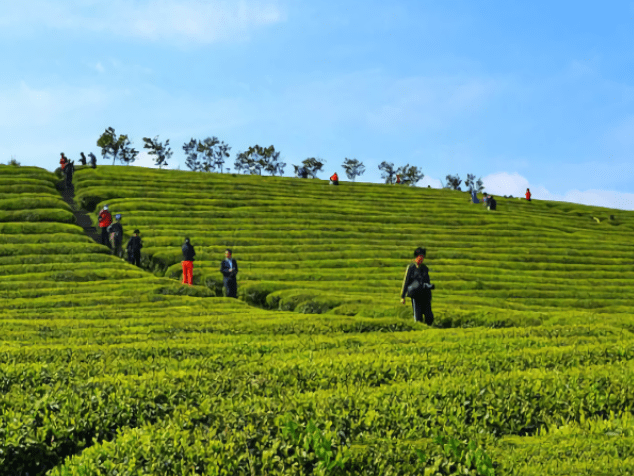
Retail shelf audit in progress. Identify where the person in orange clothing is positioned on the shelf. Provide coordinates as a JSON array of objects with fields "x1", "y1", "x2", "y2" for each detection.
[
  {"x1": 330, "y1": 172, "x2": 339, "y2": 185},
  {"x1": 396, "y1": 174, "x2": 401, "y2": 184},
  {"x1": 525, "y1": 188, "x2": 532, "y2": 201},
  {"x1": 60, "y1": 153, "x2": 68, "y2": 171},
  {"x1": 98, "y1": 205, "x2": 112, "y2": 248},
  {"x1": 181, "y1": 238, "x2": 196, "y2": 285}
]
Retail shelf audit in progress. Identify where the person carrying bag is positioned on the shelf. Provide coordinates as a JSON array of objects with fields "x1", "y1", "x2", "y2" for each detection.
[{"x1": 400, "y1": 247, "x2": 435, "y2": 325}]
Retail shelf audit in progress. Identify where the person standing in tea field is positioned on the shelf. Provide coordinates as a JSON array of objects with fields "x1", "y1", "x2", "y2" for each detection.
[
  {"x1": 88, "y1": 152, "x2": 97, "y2": 168},
  {"x1": 330, "y1": 172, "x2": 339, "y2": 185},
  {"x1": 79, "y1": 152, "x2": 87, "y2": 166},
  {"x1": 525, "y1": 188, "x2": 532, "y2": 201},
  {"x1": 126, "y1": 229, "x2": 143, "y2": 267},
  {"x1": 401, "y1": 247, "x2": 435, "y2": 325},
  {"x1": 107, "y1": 214, "x2": 124, "y2": 257},
  {"x1": 182, "y1": 238, "x2": 196, "y2": 285},
  {"x1": 98, "y1": 205, "x2": 112, "y2": 248},
  {"x1": 470, "y1": 189, "x2": 480, "y2": 204},
  {"x1": 487, "y1": 195, "x2": 497, "y2": 211},
  {"x1": 220, "y1": 249, "x2": 238, "y2": 298}
]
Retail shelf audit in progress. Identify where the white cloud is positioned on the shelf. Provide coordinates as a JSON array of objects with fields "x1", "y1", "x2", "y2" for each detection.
[
  {"x1": 0, "y1": 81, "x2": 107, "y2": 128},
  {"x1": 132, "y1": 150, "x2": 179, "y2": 169},
  {"x1": 2, "y1": 0, "x2": 285, "y2": 44},
  {"x1": 482, "y1": 171, "x2": 634, "y2": 211},
  {"x1": 482, "y1": 172, "x2": 529, "y2": 197},
  {"x1": 418, "y1": 175, "x2": 443, "y2": 189}
]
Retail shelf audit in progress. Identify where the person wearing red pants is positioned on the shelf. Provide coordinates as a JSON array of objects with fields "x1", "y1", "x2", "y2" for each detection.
[{"x1": 181, "y1": 237, "x2": 196, "y2": 285}]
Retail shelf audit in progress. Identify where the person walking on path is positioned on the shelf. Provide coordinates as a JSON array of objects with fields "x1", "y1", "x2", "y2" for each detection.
[
  {"x1": 220, "y1": 249, "x2": 238, "y2": 298},
  {"x1": 107, "y1": 214, "x2": 124, "y2": 257},
  {"x1": 88, "y1": 152, "x2": 97, "y2": 169},
  {"x1": 525, "y1": 188, "x2": 532, "y2": 201},
  {"x1": 126, "y1": 229, "x2": 143, "y2": 266},
  {"x1": 98, "y1": 206, "x2": 112, "y2": 248},
  {"x1": 182, "y1": 238, "x2": 196, "y2": 285},
  {"x1": 64, "y1": 160, "x2": 74, "y2": 190},
  {"x1": 400, "y1": 247, "x2": 435, "y2": 325},
  {"x1": 79, "y1": 152, "x2": 87, "y2": 166}
]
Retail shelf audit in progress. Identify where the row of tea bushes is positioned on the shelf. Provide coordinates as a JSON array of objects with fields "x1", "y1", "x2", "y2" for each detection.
[
  {"x1": 73, "y1": 166, "x2": 634, "y2": 319},
  {"x1": 3, "y1": 165, "x2": 634, "y2": 474}
]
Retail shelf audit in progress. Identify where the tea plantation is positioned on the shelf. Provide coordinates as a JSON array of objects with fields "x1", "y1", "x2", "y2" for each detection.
[{"x1": 2, "y1": 163, "x2": 634, "y2": 475}]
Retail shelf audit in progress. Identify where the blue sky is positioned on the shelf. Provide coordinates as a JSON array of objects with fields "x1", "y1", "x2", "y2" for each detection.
[{"x1": 2, "y1": 1, "x2": 634, "y2": 210}]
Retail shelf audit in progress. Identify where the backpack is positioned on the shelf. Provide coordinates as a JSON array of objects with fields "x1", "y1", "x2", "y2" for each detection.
[{"x1": 406, "y1": 265, "x2": 428, "y2": 298}]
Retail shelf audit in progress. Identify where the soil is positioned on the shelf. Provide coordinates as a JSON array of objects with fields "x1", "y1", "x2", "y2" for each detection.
[{"x1": 56, "y1": 179, "x2": 102, "y2": 244}]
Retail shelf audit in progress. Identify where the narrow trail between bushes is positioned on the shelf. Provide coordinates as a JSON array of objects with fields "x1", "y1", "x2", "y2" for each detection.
[{"x1": 57, "y1": 179, "x2": 102, "y2": 244}]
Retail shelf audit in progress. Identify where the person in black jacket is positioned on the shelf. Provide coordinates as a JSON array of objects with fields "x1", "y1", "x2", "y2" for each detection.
[
  {"x1": 64, "y1": 160, "x2": 74, "y2": 190},
  {"x1": 126, "y1": 229, "x2": 142, "y2": 267},
  {"x1": 182, "y1": 238, "x2": 196, "y2": 285},
  {"x1": 79, "y1": 152, "x2": 87, "y2": 166},
  {"x1": 487, "y1": 195, "x2": 497, "y2": 211},
  {"x1": 88, "y1": 152, "x2": 97, "y2": 169},
  {"x1": 400, "y1": 247, "x2": 435, "y2": 325},
  {"x1": 220, "y1": 249, "x2": 238, "y2": 298}
]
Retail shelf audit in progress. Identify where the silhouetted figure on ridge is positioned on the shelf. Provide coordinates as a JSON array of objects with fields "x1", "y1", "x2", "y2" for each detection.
[{"x1": 89, "y1": 152, "x2": 97, "y2": 169}]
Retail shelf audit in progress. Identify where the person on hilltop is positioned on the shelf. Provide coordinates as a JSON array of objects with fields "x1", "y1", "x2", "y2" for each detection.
[
  {"x1": 182, "y1": 238, "x2": 196, "y2": 286},
  {"x1": 487, "y1": 195, "x2": 497, "y2": 211},
  {"x1": 59, "y1": 153, "x2": 68, "y2": 171},
  {"x1": 401, "y1": 247, "x2": 435, "y2": 325},
  {"x1": 88, "y1": 152, "x2": 97, "y2": 169},
  {"x1": 330, "y1": 172, "x2": 339, "y2": 186},
  {"x1": 220, "y1": 249, "x2": 239, "y2": 298},
  {"x1": 126, "y1": 229, "x2": 143, "y2": 267},
  {"x1": 98, "y1": 205, "x2": 112, "y2": 248},
  {"x1": 470, "y1": 189, "x2": 480, "y2": 204},
  {"x1": 79, "y1": 152, "x2": 87, "y2": 166},
  {"x1": 107, "y1": 214, "x2": 124, "y2": 257},
  {"x1": 482, "y1": 193, "x2": 489, "y2": 207},
  {"x1": 525, "y1": 188, "x2": 532, "y2": 201},
  {"x1": 396, "y1": 174, "x2": 402, "y2": 185}
]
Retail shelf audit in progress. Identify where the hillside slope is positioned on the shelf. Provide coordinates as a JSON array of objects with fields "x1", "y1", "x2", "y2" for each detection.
[
  {"x1": 75, "y1": 165, "x2": 634, "y2": 328},
  {"x1": 2, "y1": 164, "x2": 634, "y2": 475}
]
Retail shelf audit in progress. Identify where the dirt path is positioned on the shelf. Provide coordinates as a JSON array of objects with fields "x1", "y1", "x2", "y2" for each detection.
[{"x1": 56, "y1": 180, "x2": 102, "y2": 244}]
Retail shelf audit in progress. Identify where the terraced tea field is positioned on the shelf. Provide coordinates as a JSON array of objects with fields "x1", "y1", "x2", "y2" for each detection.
[{"x1": 2, "y1": 163, "x2": 634, "y2": 475}]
